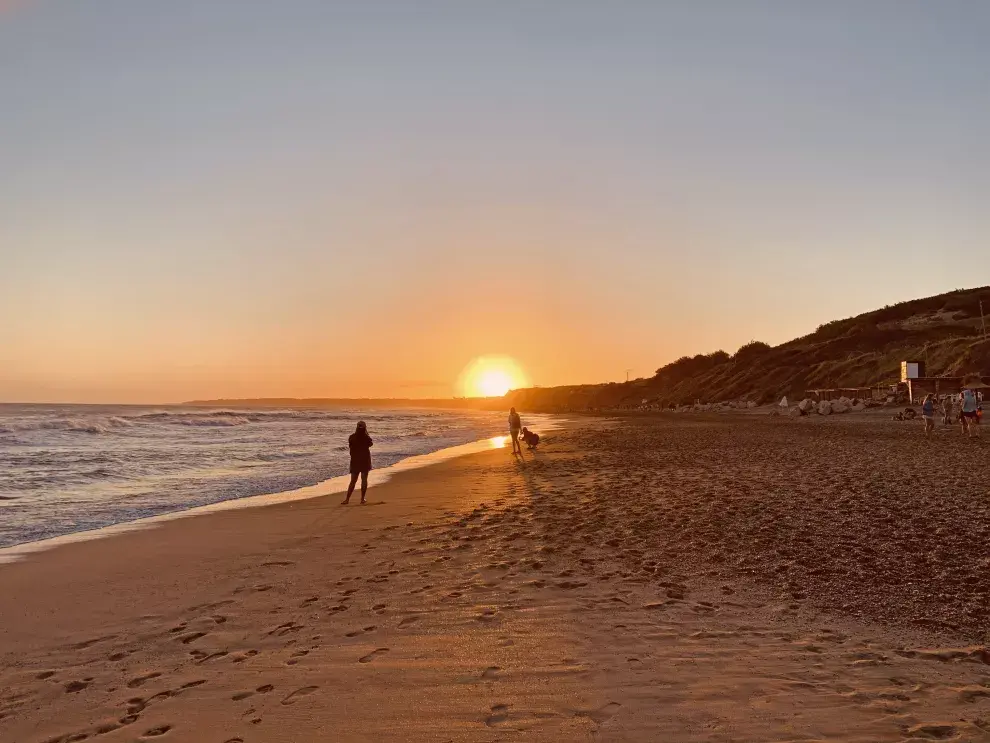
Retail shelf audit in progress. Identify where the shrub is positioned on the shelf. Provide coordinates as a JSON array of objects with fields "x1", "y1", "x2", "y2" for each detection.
[{"x1": 732, "y1": 341, "x2": 772, "y2": 362}]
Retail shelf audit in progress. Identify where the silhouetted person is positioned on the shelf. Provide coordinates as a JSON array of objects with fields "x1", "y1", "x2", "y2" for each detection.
[
  {"x1": 522, "y1": 427, "x2": 540, "y2": 449},
  {"x1": 960, "y1": 389, "x2": 980, "y2": 437},
  {"x1": 921, "y1": 393, "x2": 936, "y2": 439},
  {"x1": 508, "y1": 407, "x2": 522, "y2": 455},
  {"x1": 343, "y1": 421, "x2": 373, "y2": 505}
]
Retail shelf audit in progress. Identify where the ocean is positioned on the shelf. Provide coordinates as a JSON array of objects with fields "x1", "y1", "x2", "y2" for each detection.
[{"x1": 0, "y1": 404, "x2": 536, "y2": 549}]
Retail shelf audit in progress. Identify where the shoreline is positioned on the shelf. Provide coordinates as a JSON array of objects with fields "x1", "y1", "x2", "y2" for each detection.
[{"x1": 0, "y1": 419, "x2": 566, "y2": 564}]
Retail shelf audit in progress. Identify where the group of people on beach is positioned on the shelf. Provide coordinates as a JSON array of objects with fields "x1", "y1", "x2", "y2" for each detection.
[
  {"x1": 340, "y1": 409, "x2": 540, "y2": 505},
  {"x1": 921, "y1": 389, "x2": 982, "y2": 439}
]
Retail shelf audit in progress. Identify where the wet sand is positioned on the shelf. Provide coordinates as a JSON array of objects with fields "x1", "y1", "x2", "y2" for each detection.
[{"x1": 1, "y1": 417, "x2": 989, "y2": 742}]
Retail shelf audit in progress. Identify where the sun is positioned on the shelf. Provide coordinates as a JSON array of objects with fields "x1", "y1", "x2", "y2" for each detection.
[
  {"x1": 458, "y1": 356, "x2": 529, "y2": 398},
  {"x1": 477, "y1": 369, "x2": 512, "y2": 397}
]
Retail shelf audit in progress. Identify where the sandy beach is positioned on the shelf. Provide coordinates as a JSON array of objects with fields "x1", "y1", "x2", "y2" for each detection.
[{"x1": 1, "y1": 416, "x2": 989, "y2": 743}]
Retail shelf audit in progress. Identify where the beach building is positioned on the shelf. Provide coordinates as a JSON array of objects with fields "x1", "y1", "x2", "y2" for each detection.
[
  {"x1": 897, "y1": 358, "x2": 989, "y2": 402},
  {"x1": 902, "y1": 376, "x2": 989, "y2": 403}
]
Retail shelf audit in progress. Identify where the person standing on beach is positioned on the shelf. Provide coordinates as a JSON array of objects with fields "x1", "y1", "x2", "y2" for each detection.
[
  {"x1": 960, "y1": 389, "x2": 980, "y2": 437},
  {"x1": 508, "y1": 407, "x2": 523, "y2": 455},
  {"x1": 943, "y1": 394, "x2": 955, "y2": 425},
  {"x1": 921, "y1": 394, "x2": 936, "y2": 439},
  {"x1": 343, "y1": 421, "x2": 373, "y2": 505}
]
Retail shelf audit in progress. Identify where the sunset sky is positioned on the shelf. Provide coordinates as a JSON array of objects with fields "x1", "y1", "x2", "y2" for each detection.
[{"x1": 2, "y1": 1, "x2": 988, "y2": 403}]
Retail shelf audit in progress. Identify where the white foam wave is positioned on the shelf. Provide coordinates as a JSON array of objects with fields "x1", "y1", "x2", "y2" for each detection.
[
  {"x1": 174, "y1": 415, "x2": 251, "y2": 427},
  {"x1": 43, "y1": 418, "x2": 110, "y2": 434},
  {"x1": 132, "y1": 409, "x2": 345, "y2": 426}
]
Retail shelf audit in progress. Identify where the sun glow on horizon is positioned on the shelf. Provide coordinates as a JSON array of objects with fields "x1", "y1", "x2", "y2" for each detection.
[{"x1": 459, "y1": 356, "x2": 529, "y2": 398}]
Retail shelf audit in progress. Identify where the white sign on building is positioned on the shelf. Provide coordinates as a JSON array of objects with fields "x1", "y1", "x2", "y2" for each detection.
[{"x1": 901, "y1": 361, "x2": 921, "y2": 382}]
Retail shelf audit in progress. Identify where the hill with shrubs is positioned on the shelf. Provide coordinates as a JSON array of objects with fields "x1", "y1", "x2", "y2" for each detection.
[{"x1": 505, "y1": 287, "x2": 990, "y2": 411}]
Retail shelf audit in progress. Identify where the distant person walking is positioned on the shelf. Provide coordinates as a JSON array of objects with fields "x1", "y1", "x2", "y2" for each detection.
[
  {"x1": 342, "y1": 421, "x2": 373, "y2": 505},
  {"x1": 508, "y1": 407, "x2": 523, "y2": 455},
  {"x1": 960, "y1": 390, "x2": 980, "y2": 437},
  {"x1": 942, "y1": 394, "x2": 955, "y2": 425},
  {"x1": 921, "y1": 394, "x2": 936, "y2": 439}
]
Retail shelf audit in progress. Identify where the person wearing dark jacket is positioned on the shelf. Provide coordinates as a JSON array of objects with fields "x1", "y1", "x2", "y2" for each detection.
[
  {"x1": 343, "y1": 421, "x2": 373, "y2": 505},
  {"x1": 522, "y1": 427, "x2": 540, "y2": 449}
]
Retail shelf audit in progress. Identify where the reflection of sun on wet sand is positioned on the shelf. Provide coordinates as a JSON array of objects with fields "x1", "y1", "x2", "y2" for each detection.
[{"x1": 1, "y1": 416, "x2": 988, "y2": 742}]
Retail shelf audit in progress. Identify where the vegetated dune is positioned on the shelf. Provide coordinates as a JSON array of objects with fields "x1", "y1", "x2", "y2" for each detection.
[{"x1": 506, "y1": 286, "x2": 990, "y2": 411}]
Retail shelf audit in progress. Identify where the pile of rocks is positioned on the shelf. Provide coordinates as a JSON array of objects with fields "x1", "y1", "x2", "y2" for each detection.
[
  {"x1": 787, "y1": 396, "x2": 866, "y2": 417},
  {"x1": 673, "y1": 399, "x2": 760, "y2": 414}
]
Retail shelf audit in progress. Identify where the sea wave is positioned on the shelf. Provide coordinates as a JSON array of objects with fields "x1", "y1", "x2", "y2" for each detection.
[
  {"x1": 4, "y1": 417, "x2": 124, "y2": 435},
  {"x1": 41, "y1": 418, "x2": 112, "y2": 434},
  {"x1": 124, "y1": 410, "x2": 356, "y2": 427},
  {"x1": 0, "y1": 407, "x2": 460, "y2": 436},
  {"x1": 174, "y1": 415, "x2": 252, "y2": 427},
  {"x1": 9, "y1": 411, "x2": 254, "y2": 433}
]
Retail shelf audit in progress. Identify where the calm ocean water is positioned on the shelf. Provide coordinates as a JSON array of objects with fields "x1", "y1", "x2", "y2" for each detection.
[{"x1": 0, "y1": 404, "x2": 525, "y2": 549}]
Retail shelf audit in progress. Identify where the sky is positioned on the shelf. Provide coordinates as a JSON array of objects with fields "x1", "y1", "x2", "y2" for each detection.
[{"x1": 2, "y1": 1, "x2": 988, "y2": 403}]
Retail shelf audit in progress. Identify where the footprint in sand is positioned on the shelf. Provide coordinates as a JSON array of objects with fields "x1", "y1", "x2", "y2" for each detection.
[
  {"x1": 141, "y1": 724, "x2": 172, "y2": 737},
  {"x1": 63, "y1": 680, "x2": 90, "y2": 693},
  {"x1": 907, "y1": 723, "x2": 959, "y2": 740},
  {"x1": 178, "y1": 631, "x2": 207, "y2": 645},
  {"x1": 127, "y1": 672, "x2": 162, "y2": 689},
  {"x1": 195, "y1": 651, "x2": 229, "y2": 664},
  {"x1": 398, "y1": 616, "x2": 421, "y2": 628},
  {"x1": 577, "y1": 701, "x2": 622, "y2": 724},
  {"x1": 358, "y1": 648, "x2": 389, "y2": 664},
  {"x1": 280, "y1": 686, "x2": 318, "y2": 705},
  {"x1": 36, "y1": 670, "x2": 56, "y2": 680},
  {"x1": 481, "y1": 666, "x2": 501, "y2": 681},
  {"x1": 286, "y1": 650, "x2": 309, "y2": 666},
  {"x1": 267, "y1": 622, "x2": 303, "y2": 637},
  {"x1": 485, "y1": 704, "x2": 510, "y2": 726},
  {"x1": 71, "y1": 634, "x2": 117, "y2": 650},
  {"x1": 956, "y1": 685, "x2": 990, "y2": 703},
  {"x1": 261, "y1": 561, "x2": 294, "y2": 567}
]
